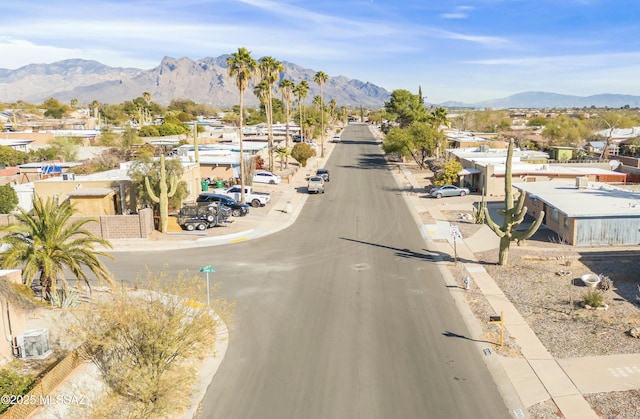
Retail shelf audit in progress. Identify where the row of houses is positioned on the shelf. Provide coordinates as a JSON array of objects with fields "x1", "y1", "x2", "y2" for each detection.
[{"x1": 445, "y1": 133, "x2": 640, "y2": 247}]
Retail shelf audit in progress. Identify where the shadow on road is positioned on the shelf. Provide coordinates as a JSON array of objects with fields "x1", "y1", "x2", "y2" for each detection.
[
  {"x1": 340, "y1": 236, "x2": 463, "y2": 263},
  {"x1": 442, "y1": 330, "x2": 493, "y2": 344}
]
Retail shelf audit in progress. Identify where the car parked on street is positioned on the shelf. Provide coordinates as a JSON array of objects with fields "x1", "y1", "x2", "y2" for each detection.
[
  {"x1": 307, "y1": 176, "x2": 325, "y2": 194},
  {"x1": 316, "y1": 168, "x2": 330, "y2": 182},
  {"x1": 430, "y1": 185, "x2": 470, "y2": 199},
  {"x1": 196, "y1": 193, "x2": 250, "y2": 217},
  {"x1": 253, "y1": 171, "x2": 281, "y2": 185}
]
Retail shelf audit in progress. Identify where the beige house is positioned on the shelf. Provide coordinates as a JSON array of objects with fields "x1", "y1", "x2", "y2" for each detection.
[
  {"x1": 449, "y1": 148, "x2": 626, "y2": 197},
  {"x1": 32, "y1": 160, "x2": 202, "y2": 216}
]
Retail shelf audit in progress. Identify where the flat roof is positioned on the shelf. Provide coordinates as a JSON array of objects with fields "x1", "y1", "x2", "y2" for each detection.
[
  {"x1": 68, "y1": 187, "x2": 116, "y2": 197},
  {"x1": 514, "y1": 181, "x2": 640, "y2": 217}
]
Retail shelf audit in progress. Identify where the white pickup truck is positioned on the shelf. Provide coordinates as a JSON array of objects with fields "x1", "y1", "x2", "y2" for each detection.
[{"x1": 215, "y1": 185, "x2": 271, "y2": 207}]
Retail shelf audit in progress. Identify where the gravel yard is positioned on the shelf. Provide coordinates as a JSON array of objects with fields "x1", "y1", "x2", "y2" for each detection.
[{"x1": 408, "y1": 165, "x2": 640, "y2": 418}]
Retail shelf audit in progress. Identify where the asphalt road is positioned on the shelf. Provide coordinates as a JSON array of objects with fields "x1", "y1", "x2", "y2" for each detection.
[{"x1": 103, "y1": 125, "x2": 511, "y2": 419}]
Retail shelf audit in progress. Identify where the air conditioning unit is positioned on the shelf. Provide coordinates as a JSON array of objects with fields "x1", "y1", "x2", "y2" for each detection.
[
  {"x1": 16, "y1": 329, "x2": 52, "y2": 359},
  {"x1": 576, "y1": 176, "x2": 588, "y2": 189},
  {"x1": 62, "y1": 173, "x2": 75, "y2": 181}
]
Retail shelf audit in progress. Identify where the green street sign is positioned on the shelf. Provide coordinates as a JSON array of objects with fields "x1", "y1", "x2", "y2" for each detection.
[{"x1": 200, "y1": 264, "x2": 215, "y2": 273}]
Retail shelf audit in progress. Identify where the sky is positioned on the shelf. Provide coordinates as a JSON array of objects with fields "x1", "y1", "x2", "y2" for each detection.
[{"x1": 1, "y1": 0, "x2": 640, "y2": 104}]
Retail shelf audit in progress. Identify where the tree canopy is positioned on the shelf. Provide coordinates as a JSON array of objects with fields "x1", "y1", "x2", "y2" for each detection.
[{"x1": 0, "y1": 185, "x2": 18, "y2": 214}]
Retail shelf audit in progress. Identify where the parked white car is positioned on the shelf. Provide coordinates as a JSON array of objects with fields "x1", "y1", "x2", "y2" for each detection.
[{"x1": 253, "y1": 171, "x2": 281, "y2": 185}]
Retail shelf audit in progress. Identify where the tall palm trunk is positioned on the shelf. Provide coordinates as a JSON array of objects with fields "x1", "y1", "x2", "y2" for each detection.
[{"x1": 239, "y1": 92, "x2": 246, "y2": 204}]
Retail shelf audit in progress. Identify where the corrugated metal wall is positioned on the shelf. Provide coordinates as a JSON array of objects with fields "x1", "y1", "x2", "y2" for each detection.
[{"x1": 575, "y1": 217, "x2": 640, "y2": 246}]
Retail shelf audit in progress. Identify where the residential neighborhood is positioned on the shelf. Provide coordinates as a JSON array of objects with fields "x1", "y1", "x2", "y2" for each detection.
[{"x1": 1, "y1": 94, "x2": 640, "y2": 418}]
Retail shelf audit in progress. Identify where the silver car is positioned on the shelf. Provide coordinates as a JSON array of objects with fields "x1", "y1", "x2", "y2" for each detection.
[{"x1": 430, "y1": 185, "x2": 470, "y2": 198}]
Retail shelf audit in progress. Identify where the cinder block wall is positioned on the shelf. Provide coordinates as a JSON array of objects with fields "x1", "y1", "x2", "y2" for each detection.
[{"x1": 0, "y1": 208, "x2": 154, "y2": 239}]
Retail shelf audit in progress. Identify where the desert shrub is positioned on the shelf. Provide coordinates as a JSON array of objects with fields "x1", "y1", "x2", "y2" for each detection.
[
  {"x1": 597, "y1": 274, "x2": 613, "y2": 291},
  {"x1": 71, "y1": 269, "x2": 235, "y2": 418},
  {"x1": 582, "y1": 289, "x2": 604, "y2": 308},
  {"x1": 291, "y1": 142, "x2": 316, "y2": 167}
]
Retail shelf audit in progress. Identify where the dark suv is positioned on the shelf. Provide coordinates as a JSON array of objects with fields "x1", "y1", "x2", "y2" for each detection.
[
  {"x1": 196, "y1": 194, "x2": 250, "y2": 217},
  {"x1": 316, "y1": 168, "x2": 330, "y2": 182}
]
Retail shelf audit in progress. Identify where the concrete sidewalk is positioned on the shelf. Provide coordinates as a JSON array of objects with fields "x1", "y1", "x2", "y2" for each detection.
[{"x1": 396, "y1": 164, "x2": 640, "y2": 419}]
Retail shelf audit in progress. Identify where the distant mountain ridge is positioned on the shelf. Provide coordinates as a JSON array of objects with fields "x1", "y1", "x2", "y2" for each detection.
[
  {"x1": 440, "y1": 91, "x2": 640, "y2": 109},
  {"x1": 1, "y1": 57, "x2": 637, "y2": 109},
  {"x1": 0, "y1": 56, "x2": 390, "y2": 108}
]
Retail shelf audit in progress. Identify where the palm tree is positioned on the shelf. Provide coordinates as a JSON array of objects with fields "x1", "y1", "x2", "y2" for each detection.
[
  {"x1": 293, "y1": 80, "x2": 309, "y2": 141},
  {"x1": 274, "y1": 146, "x2": 290, "y2": 171},
  {"x1": 430, "y1": 107, "x2": 449, "y2": 158},
  {"x1": 313, "y1": 71, "x2": 329, "y2": 157},
  {"x1": 329, "y1": 98, "x2": 337, "y2": 128},
  {"x1": 227, "y1": 47, "x2": 257, "y2": 204},
  {"x1": 312, "y1": 95, "x2": 322, "y2": 111},
  {"x1": 0, "y1": 197, "x2": 114, "y2": 300},
  {"x1": 258, "y1": 56, "x2": 283, "y2": 172},
  {"x1": 278, "y1": 79, "x2": 294, "y2": 149}
]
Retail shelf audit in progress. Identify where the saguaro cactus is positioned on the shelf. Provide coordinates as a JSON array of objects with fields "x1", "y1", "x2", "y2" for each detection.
[
  {"x1": 483, "y1": 139, "x2": 545, "y2": 266},
  {"x1": 145, "y1": 154, "x2": 178, "y2": 233}
]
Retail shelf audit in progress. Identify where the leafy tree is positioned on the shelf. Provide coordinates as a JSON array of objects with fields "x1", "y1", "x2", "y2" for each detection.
[
  {"x1": 527, "y1": 116, "x2": 550, "y2": 127},
  {"x1": 0, "y1": 185, "x2": 18, "y2": 214},
  {"x1": 0, "y1": 197, "x2": 114, "y2": 299},
  {"x1": 167, "y1": 99, "x2": 217, "y2": 118},
  {"x1": 138, "y1": 125, "x2": 160, "y2": 137},
  {"x1": 49, "y1": 136, "x2": 81, "y2": 161},
  {"x1": 0, "y1": 145, "x2": 28, "y2": 166},
  {"x1": 539, "y1": 114, "x2": 592, "y2": 147},
  {"x1": 382, "y1": 122, "x2": 441, "y2": 168},
  {"x1": 99, "y1": 103, "x2": 128, "y2": 125},
  {"x1": 433, "y1": 159, "x2": 463, "y2": 186},
  {"x1": 384, "y1": 89, "x2": 428, "y2": 128},
  {"x1": 227, "y1": 47, "x2": 258, "y2": 204},
  {"x1": 43, "y1": 97, "x2": 69, "y2": 119},
  {"x1": 291, "y1": 142, "x2": 316, "y2": 167},
  {"x1": 26, "y1": 146, "x2": 58, "y2": 163},
  {"x1": 71, "y1": 270, "x2": 233, "y2": 418}
]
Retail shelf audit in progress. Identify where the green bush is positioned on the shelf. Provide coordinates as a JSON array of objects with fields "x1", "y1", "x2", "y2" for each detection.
[
  {"x1": 0, "y1": 369, "x2": 36, "y2": 414},
  {"x1": 0, "y1": 185, "x2": 18, "y2": 214},
  {"x1": 582, "y1": 289, "x2": 604, "y2": 308},
  {"x1": 291, "y1": 143, "x2": 316, "y2": 167}
]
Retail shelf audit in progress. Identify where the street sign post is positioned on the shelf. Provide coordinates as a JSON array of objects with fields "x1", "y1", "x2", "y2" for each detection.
[
  {"x1": 200, "y1": 264, "x2": 215, "y2": 307},
  {"x1": 450, "y1": 225, "x2": 462, "y2": 264}
]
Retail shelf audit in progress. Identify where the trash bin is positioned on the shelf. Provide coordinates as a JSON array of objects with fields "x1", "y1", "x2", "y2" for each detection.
[
  {"x1": 216, "y1": 180, "x2": 224, "y2": 188},
  {"x1": 201, "y1": 180, "x2": 209, "y2": 192}
]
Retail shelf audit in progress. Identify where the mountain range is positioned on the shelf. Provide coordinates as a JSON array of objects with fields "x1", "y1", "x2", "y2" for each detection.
[
  {"x1": 0, "y1": 56, "x2": 390, "y2": 109},
  {"x1": 442, "y1": 91, "x2": 640, "y2": 109},
  {"x1": 1, "y1": 57, "x2": 639, "y2": 109}
]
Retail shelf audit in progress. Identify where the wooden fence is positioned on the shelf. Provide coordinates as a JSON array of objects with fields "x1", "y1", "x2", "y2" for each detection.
[{"x1": 0, "y1": 347, "x2": 87, "y2": 419}]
